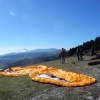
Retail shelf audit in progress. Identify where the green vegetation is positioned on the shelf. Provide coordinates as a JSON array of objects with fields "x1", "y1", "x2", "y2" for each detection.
[
  {"x1": 68, "y1": 36, "x2": 100, "y2": 56},
  {"x1": 0, "y1": 55, "x2": 100, "y2": 100}
]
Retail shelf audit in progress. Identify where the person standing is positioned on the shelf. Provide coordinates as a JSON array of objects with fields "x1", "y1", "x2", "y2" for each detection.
[
  {"x1": 90, "y1": 48, "x2": 94, "y2": 56},
  {"x1": 60, "y1": 48, "x2": 66, "y2": 63},
  {"x1": 79, "y1": 48, "x2": 83, "y2": 60},
  {"x1": 76, "y1": 48, "x2": 80, "y2": 61}
]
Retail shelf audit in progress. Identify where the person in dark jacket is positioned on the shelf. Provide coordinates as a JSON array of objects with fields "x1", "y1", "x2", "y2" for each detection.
[
  {"x1": 76, "y1": 48, "x2": 80, "y2": 61},
  {"x1": 79, "y1": 48, "x2": 83, "y2": 60}
]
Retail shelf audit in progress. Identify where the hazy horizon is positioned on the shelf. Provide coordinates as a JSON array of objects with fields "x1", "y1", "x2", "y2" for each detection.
[{"x1": 0, "y1": 48, "x2": 62, "y2": 55}]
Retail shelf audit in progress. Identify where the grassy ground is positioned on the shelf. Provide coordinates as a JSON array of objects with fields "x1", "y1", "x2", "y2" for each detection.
[{"x1": 0, "y1": 55, "x2": 100, "y2": 100}]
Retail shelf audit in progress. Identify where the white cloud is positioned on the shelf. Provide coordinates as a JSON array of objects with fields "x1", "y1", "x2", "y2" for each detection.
[{"x1": 10, "y1": 11, "x2": 15, "y2": 16}]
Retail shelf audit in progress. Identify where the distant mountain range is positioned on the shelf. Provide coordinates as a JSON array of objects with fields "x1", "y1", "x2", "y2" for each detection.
[
  {"x1": 0, "y1": 48, "x2": 60, "y2": 58},
  {"x1": 0, "y1": 48, "x2": 61, "y2": 69},
  {"x1": 6, "y1": 54, "x2": 59, "y2": 69}
]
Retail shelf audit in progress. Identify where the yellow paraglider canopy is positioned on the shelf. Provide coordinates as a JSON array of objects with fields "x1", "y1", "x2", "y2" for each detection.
[{"x1": 0, "y1": 65, "x2": 96, "y2": 87}]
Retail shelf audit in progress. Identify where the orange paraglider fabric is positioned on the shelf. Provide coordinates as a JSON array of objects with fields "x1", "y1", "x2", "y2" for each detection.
[
  {"x1": 0, "y1": 65, "x2": 48, "y2": 76},
  {"x1": 29, "y1": 66, "x2": 96, "y2": 87},
  {"x1": 0, "y1": 65, "x2": 96, "y2": 87}
]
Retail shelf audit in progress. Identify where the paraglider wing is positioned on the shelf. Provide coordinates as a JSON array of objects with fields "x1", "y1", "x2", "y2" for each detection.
[
  {"x1": 18, "y1": 48, "x2": 28, "y2": 58},
  {"x1": 18, "y1": 48, "x2": 28, "y2": 53}
]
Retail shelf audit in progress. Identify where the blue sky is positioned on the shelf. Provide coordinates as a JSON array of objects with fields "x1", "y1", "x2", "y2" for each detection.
[{"x1": 0, "y1": 0, "x2": 100, "y2": 55}]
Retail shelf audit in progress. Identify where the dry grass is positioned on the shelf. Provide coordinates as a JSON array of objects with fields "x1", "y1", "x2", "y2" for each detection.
[{"x1": 0, "y1": 55, "x2": 100, "y2": 100}]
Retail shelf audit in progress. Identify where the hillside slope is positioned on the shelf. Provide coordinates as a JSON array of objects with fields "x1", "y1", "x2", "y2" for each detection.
[
  {"x1": 0, "y1": 48, "x2": 61, "y2": 69},
  {"x1": 6, "y1": 54, "x2": 59, "y2": 69},
  {"x1": 0, "y1": 55, "x2": 100, "y2": 100}
]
